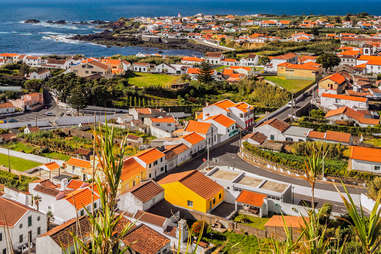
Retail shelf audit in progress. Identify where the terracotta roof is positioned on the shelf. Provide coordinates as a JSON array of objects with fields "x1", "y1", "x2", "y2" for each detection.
[
  {"x1": 205, "y1": 52, "x2": 223, "y2": 58},
  {"x1": 234, "y1": 102, "x2": 254, "y2": 113},
  {"x1": 236, "y1": 190, "x2": 267, "y2": 207},
  {"x1": 321, "y1": 93, "x2": 368, "y2": 103},
  {"x1": 278, "y1": 62, "x2": 321, "y2": 71},
  {"x1": 121, "y1": 157, "x2": 145, "y2": 182},
  {"x1": 325, "y1": 106, "x2": 379, "y2": 125},
  {"x1": 41, "y1": 216, "x2": 91, "y2": 248},
  {"x1": 181, "y1": 132, "x2": 205, "y2": 145},
  {"x1": 206, "y1": 114, "x2": 235, "y2": 128},
  {"x1": 43, "y1": 162, "x2": 60, "y2": 171},
  {"x1": 260, "y1": 118, "x2": 290, "y2": 132},
  {"x1": 67, "y1": 179, "x2": 87, "y2": 190},
  {"x1": 270, "y1": 53, "x2": 297, "y2": 60},
  {"x1": 134, "y1": 210, "x2": 166, "y2": 227},
  {"x1": 265, "y1": 215, "x2": 306, "y2": 228},
  {"x1": 65, "y1": 188, "x2": 99, "y2": 210},
  {"x1": 0, "y1": 197, "x2": 36, "y2": 227},
  {"x1": 129, "y1": 180, "x2": 164, "y2": 203},
  {"x1": 325, "y1": 130, "x2": 351, "y2": 143},
  {"x1": 66, "y1": 158, "x2": 91, "y2": 169},
  {"x1": 187, "y1": 67, "x2": 200, "y2": 74},
  {"x1": 182, "y1": 56, "x2": 204, "y2": 62},
  {"x1": 246, "y1": 131, "x2": 267, "y2": 144},
  {"x1": 122, "y1": 224, "x2": 170, "y2": 254},
  {"x1": 165, "y1": 143, "x2": 189, "y2": 160},
  {"x1": 159, "y1": 170, "x2": 223, "y2": 200},
  {"x1": 350, "y1": 146, "x2": 381, "y2": 163},
  {"x1": 307, "y1": 131, "x2": 326, "y2": 139},
  {"x1": 322, "y1": 73, "x2": 346, "y2": 84},
  {"x1": 151, "y1": 117, "x2": 176, "y2": 123},
  {"x1": 33, "y1": 184, "x2": 60, "y2": 197},
  {"x1": 213, "y1": 99, "x2": 236, "y2": 110},
  {"x1": 135, "y1": 148, "x2": 165, "y2": 165},
  {"x1": 0, "y1": 102, "x2": 14, "y2": 108},
  {"x1": 185, "y1": 120, "x2": 212, "y2": 135}
]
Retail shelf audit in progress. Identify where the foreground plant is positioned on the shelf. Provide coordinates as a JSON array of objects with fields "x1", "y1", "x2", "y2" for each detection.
[
  {"x1": 71, "y1": 124, "x2": 133, "y2": 254},
  {"x1": 335, "y1": 184, "x2": 381, "y2": 254}
]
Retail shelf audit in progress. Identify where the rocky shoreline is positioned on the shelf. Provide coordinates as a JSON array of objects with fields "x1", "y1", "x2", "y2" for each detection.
[{"x1": 70, "y1": 31, "x2": 219, "y2": 52}]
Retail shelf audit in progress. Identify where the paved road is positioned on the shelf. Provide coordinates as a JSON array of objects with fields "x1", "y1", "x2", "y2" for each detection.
[
  {"x1": 0, "y1": 147, "x2": 63, "y2": 165},
  {"x1": 164, "y1": 136, "x2": 366, "y2": 196}
]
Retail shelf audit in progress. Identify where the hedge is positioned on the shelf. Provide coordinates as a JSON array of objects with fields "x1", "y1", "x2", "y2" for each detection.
[{"x1": 0, "y1": 170, "x2": 35, "y2": 192}]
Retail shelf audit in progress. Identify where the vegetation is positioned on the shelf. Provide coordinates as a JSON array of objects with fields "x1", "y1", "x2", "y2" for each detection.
[
  {"x1": 264, "y1": 76, "x2": 314, "y2": 93},
  {"x1": 128, "y1": 72, "x2": 180, "y2": 88},
  {"x1": 0, "y1": 170, "x2": 35, "y2": 191},
  {"x1": 368, "y1": 177, "x2": 381, "y2": 200},
  {"x1": 0, "y1": 153, "x2": 41, "y2": 172},
  {"x1": 316, "y1": 53, "x2": 341, "y2": 71},
  {"x1": 234, "y1": 214, "x2": 269, "y2": 230}
]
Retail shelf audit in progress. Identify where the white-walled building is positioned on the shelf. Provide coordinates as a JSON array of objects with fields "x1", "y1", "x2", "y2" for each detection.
[
  {"x1": 320, "y1": 93, "x2": 369, "y2": 110},
  {"x1": 201, "y1": 114, "x2": 238, "y2": 143},
  {"x1": 184, "y1": 120, "x2": 218, "y2": 147},
  {"x1": 349, "y1": 146, "x2": 381, "y2": 173},
  {"x1": 133, "y1": 148, "x2": 166, "y2": 179},
  {"x1": 180, "y1": 132, "x2": 206, "y2": 155},
  {"x1": 0, "y1": 197, "x2": 47, "y2": 253}
]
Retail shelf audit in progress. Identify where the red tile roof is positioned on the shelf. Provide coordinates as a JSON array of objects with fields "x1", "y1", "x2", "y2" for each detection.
[
  {"x1": 206, "y1": 114, "x2": 235, "y2": 128},
  {"x1": 129, "y1": 180, "x2": 163, "y2": 203},
  {"x1": 260, "y1": 118, "x2": 290, "y2": 132},
  {"x1": 135, "y1": 148, "x2": 165, "y2": 165},
  {"x1": 185, "y1": 120, "x2": 212, "y2": 135},
  {"x1": 322, "y1": 73, "x2": 346, "y2": 84},
  {"x1": 65, "y1": 188, "x2": 99, "y2": 210},
  {"x1": 265, "y1": 215, "x2": 306, "y2": 228},
  {"x1": 159, "y1": 170, "x2": 223, "y2": 200},
  {"x1": 321, "y1": 93, "x2": 368, "y2": 103},
  {"x1": 350, "y1": 146, "x2": 381, "y2": 163},
  {"x1": 151, "y1": 117, "x2": 176, "y2": 123},
  {"x1": 181, "y1": 132, "x2": 205, "y2": 145},
  {"x1": 236, "y1": 190, "x2": 267, "y2": 207},
  {"x1": 0, "y1": 197, "x2": 35, "y2": 227},
  {"x1": 121, "y1": 157, "x2": 146, "y2": 181},
  {"x1": 66, "y1": 158, "x2": 91, "y2": 169}
]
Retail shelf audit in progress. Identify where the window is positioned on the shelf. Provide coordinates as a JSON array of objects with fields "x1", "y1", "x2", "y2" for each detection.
[
  {"x1": 213, "y1": 198, "x2": 216, "y2": 204},
  {"x1": 19, "y1": 234, "x2": 23, "y2": 243},
  {"x1": 149, "y1": 173, "x2": 151, "y2": 178},
  {"x1": 94, "y1": 202, "x2": 97, "y2": 209},
  {"x1": 28, "y1": 216, "x2": 32, "y2": 227},
  {"x1": 187, "y1": 200, "x2": 193, "y2": 207},
  {"x1": 209, "y1": 201, "x2": 212, "y2": 208},
  {"x1": 2, "y1": 248, "x2": 6, "y2": 254},
  {"x1": 37, "y1": 216, "x2": 40, "y2": 222},
  {"x1": 80, "y1": 210, "x2": 84, "y2": 216},
  {"x1": 219, "y1": 193, "x2": 222, "y2": 199},
  {"x1": 19, "y1": 224, "x2": 23, "y2": 229},
  {"x1": 375, "y1": 166, "x2": 380, "y2": 171},
  {"x1": 37, "y1": 227, "x2": 41, "y2": 235},
  {"x1": 270, "y1": 135, "x2": 274, "y2": 141},
  {"x1": 0, "y1": 233, "x2": 2, "y2": 241}
]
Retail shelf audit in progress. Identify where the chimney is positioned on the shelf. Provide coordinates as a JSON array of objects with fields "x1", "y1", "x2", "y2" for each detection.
[
  {"x1": 176, "y1": 219, "x2": 188, "y2": 245},
  {"x1": 61, "y1": 178, "x2": 68, "y2": 191}
]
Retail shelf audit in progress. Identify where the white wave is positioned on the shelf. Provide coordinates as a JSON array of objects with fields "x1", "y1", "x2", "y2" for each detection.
[
  {"x1": 42, "y1": 34, "x2": 108, "y2": 48},
  {"x1": 32, "y1": 21, "x2": 88, "y2": 31},
  {"x1": 39, "y1": 31, "x2": 62, "y2": 35},
  {"x1": 0, "y1": 32, "x2": 10, "y2": 34},
  {"x1": 19, "y1": 32, "x2": 33, "y2": 36}
]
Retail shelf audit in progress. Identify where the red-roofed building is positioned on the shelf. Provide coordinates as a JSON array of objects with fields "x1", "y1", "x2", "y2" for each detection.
[
  {"x1": 277, "y1": 62, "x2": 321, "y2": 80},
  {"x1": 180, "y1": 132, "x2": 206, "y2": 155},
  {"x1": 201, "y1": 114, "x2": 238, "y2": 142},
  {"x1": 349, "y1": 146, "x2": 381, "y2": 173},
  {"x1": 235, "y1": 190, "x2": 268, "y2": 217},
  {"x1": 318, "y1": 73, "x2": 347, "y2": 96},
  {"x1": 321, "y1": 93, "x2": 369, "y2": 110},
  {"x1": 133, "y1": 148, "x2": 166, "y2": 179},
  {"x1": 325, "y1": 106, "x2": 379, "y2": 127},
  {"x1": 184, "y1": 120, "x2": 218, "y2": 147}
]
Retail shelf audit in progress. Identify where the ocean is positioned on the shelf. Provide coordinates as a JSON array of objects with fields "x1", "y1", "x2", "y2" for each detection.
[{"x1": 0, "y1": 0, "x2": 381, "y2": 57}]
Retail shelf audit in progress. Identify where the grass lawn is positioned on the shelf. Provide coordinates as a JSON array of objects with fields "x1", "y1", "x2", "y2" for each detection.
[
  {"x1": 128, "y1": 73, "x2": 180, "y2": 88},
  {"x1": 0, "y1": 153, "x2": 41, "y2": 172},
  {"x1": 363, "y1": 138, "x2": 381, "y2": 148},
  {"x1": 234, "y1": 214, "x2": 269, "y2": 230},
  {"x1": 3, "y1": 142, "x2": 35, "y2": 154},
  {"x1": 265, "y1": 76, "x2": 313, "y2": 93},
  {"x1": 44, "y1": 152, "x2": 70, "y2": 161}
]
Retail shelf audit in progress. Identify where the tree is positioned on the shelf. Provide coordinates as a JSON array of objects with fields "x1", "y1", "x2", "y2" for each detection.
[
  {"x1": 24, "y1": 79, "x2": 43, "y2": 92},
  {"x1": 197, "y1": 62, "x2": 214, "y2": 84},
  {"x1": 33, "y1": 195, "x2": 42, "y2": 211},
  {"x1": 259, "y1": 56, "x2": 270, "y2": 66},
  {"x1": 316, "y1": 53, "x2": 341, "y2": 71},
  {"x1": 368, "y1": 177, "x2": 381, "y2": 200},
  {"x1": 68, "y1": 85, "x2": 89, "y2": 114}
]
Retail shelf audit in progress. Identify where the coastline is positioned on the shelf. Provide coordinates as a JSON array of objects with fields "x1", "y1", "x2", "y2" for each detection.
[{"x1": 69, "y1": 31, "x2": 221, "y2": 53}]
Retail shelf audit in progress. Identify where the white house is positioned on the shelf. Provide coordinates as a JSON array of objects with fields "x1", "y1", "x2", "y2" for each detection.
[
  {"x1": 0, "y1": 102, "x2": 16, "y2": 114},
  {"x1": 320, "y1": 93, "x2": 369, "y2": 110},
  {"x1": 184, "y1": 120, "x2": 218, "y2": 147},
  {"x1": 242, "y1": 131, "x2": 267, "y2": 146},
  {"x1": 28, "y1": 179, "x2": 100, "y2": 225},
  {"x1": 23, "y1": 56, "x2": 42, "y2": 67},
  {"x1": 180, "y1": 132, "x2": 206, "y2": 155},
  {"x1": 201, "y1": 114, "x2": 238, "y2": 143},
  {"x1": 133, "y1": 62, "x2": 151, "y2": 72},
  {"x1": 325, "y1": 106, "x2": 379, "y2": 127},
  {"x1": 240, "y1": 54, "x2": 259, "y2": 66},
  {"x1": 118, "y1": 180, "x2": 164, "y2": 215},
  {"x1": 164, "y1": 143, "x2": 191, "y2": 170},
  {"x1": 145, "y1": 117, "x2": 177, "y2": 138},
  {"x1": 265, "y1": 53, "x2": 298, "y2": 73},
  {"x1": 254, "y1": 118, "x2": 290, "y2": 142},
  {"x1": 205, "y1": 52, "x2": 224, "y2": 65},
  {"x1": 133, "y1": 148, "x2": 166, "y2": 179},
  {"x1": 0, "y1": 197, "x2": 47, "y2": 253},
  {"x1": 349, "y1": 146, "x2": 381, "y2": 173},
  {"x1": 27, "y1": 70, "x2": 50, "y2": 80}
]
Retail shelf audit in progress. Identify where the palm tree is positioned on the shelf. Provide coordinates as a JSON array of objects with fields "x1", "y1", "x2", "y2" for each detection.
[
  {"x1": 46, "y1": 211, "x2": 53, "y2": 230},
  {"x1": 33, "y1": 195, "x2": 42, "y2": 211},
  {"x1": 303, "y1": 151, "x2": 323, "y2": 210},
  {"x1": 335, "y1": 184, "x2": 381, "y2": 254}
]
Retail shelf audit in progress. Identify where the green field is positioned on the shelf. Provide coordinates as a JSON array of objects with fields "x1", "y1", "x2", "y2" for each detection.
[
  {"x1": 264, "y1": 76, "x2": 314, "y2": 93},
  {"x1": 128, "y1": 73, "x2": 180, "y2": 88},
  {"x1": 0, "y1": 153, "x2": 41, "y2": 172},
  {"x1": 3, "y1": 142, "x2": 70, "y2": 161},
  {"x1": 234, "y1": 214, "x2": 269, "y2": 230}
]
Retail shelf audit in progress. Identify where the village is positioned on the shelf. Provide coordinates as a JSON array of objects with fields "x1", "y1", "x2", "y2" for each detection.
[{"x1": 0, "y1": 11, "x2": 380, "y2": 254}]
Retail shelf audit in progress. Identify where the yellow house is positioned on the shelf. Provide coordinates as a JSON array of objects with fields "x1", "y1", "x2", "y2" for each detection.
[
  {"x1": 318, "y1": 72, "x2": 347, "y2": 95},
  {"x1": 158, "y1": 170, "x2": 224, "y2": 213},
  {"x1": 119, "y1": 157, "x2": 147, "y2": 193},
  {"x1": 277, "y1": 62, "x2": 321, "y2": 80}
]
